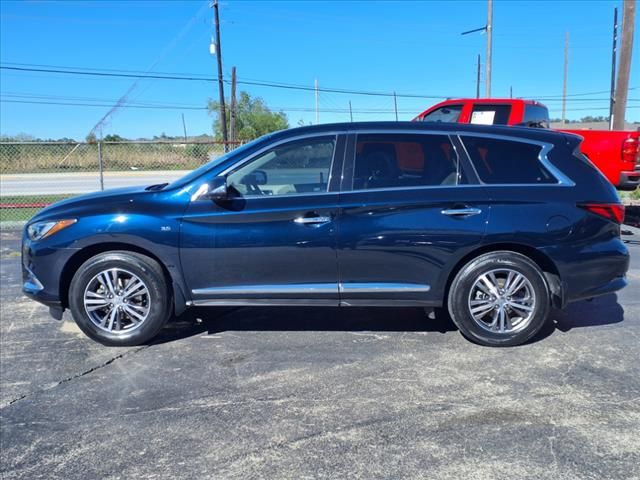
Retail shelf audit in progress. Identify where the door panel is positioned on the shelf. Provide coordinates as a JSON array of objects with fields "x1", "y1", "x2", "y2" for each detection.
[
  {"x1": 179, "y1": 134, "x2": 345, "y2": 303},
  {"x1": 336, "y1": 131, "x2": 489, "y2": 306},
  {"x1": 181, "y1": 194, "x2": 340, "y2": 302},
  {"x1": 337, "y1": 187, "x2": 490, "y2": 305}
]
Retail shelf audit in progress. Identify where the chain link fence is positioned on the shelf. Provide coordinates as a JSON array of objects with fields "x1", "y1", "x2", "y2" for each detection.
[{"x1": 0, "y1": 141, "x2": 240, "y2": 223}]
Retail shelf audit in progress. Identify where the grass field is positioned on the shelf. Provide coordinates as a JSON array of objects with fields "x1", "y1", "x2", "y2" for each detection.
[
  {"x1": 0, "y1": 143, "x2": 222, "y2": 174},
  {"x1": 0, "y1": 194, "x2": 74, "y2": 222}
]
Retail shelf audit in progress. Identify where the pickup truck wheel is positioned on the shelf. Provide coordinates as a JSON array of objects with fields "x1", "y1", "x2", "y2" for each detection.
[
  {"x1": 447, "y1": 251, "x2": 550, "y2": 347},
  {"x1": 69, "y1": 251, "x2": 172, "y2": 346}
]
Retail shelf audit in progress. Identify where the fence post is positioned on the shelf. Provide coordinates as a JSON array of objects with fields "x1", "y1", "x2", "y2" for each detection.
[{"x1": 98, "y1": 142, "x2": 104, "y2": 191}]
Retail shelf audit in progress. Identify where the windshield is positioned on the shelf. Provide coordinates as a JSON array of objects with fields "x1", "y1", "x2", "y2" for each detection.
[{"x1": 166, "y1": 136, "x2": 269, "y2": 189}]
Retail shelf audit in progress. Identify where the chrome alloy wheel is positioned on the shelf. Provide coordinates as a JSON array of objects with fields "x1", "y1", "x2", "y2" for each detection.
[
  {"x1": 467, "y1": 268, "x2": 536, "y2": 334},
  {"x1": 83, "y1": 268, "x2": 151, "y2": 334}
]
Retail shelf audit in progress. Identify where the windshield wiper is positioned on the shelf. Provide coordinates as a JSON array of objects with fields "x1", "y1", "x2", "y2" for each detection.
[{"x1": 145, "y1": 183, "x2": 169, "y2": 191}]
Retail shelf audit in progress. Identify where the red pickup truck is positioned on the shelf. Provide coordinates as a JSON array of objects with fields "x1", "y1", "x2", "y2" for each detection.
[{"x1": 414, "y1": 98, "x2": 640, "y2": 190}]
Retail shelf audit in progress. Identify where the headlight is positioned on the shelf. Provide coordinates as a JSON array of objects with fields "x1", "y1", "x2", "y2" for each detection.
[{"x1": 27, "y1": 219, "x2": 77, "y2": 241}]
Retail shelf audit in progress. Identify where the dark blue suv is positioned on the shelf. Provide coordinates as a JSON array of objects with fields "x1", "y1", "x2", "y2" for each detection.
[{"x1": 22, "y1": 122, "x2": 629, "y2": 347}]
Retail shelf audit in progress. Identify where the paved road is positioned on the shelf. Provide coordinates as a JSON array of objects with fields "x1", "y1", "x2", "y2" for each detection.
[
  {"x1": 1, "y1": 229, "x2": 639, "y2": 479},
  {"x1": 0, "y1": 168, "x2": 328, "y2": 197},
  {"x1": 0, "y1": 171, "x2": 190, "y2": 196}
]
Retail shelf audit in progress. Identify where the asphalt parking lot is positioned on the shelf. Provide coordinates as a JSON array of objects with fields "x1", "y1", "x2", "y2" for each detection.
[{"x1": 1, "y1": 227, "x2": 639, "y2": 480}]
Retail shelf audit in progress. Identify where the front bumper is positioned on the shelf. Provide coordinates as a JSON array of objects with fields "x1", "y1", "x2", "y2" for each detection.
[{"x1": 21, "y1": 233, "x2": 78, "y2": 316}]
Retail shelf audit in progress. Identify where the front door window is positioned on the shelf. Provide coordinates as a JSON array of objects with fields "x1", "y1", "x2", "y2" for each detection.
[{"x1": 227, "y1": 136, "x2": 336, "y2": 197}]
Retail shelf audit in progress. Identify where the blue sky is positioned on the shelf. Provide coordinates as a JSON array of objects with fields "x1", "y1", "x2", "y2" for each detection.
[{"x1": 1, "y1": 0, "x2": 638, "y2": 140}]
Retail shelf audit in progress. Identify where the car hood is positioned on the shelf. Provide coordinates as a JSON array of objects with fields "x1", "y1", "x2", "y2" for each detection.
[{"x1": 29, "y1": 185, "x2": 151, "y2": 222}]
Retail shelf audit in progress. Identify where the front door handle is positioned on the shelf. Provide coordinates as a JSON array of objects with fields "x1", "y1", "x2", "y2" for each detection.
[
  {"x1": 441, "y1": 207, "x2": 482, "y2": 217},
  {"x1": 294, "y1": 215, "x2": 332, "y2": 225}
]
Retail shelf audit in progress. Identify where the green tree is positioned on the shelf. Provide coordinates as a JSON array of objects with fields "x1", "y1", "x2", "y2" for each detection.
[
  {"x1": 103, "y1": 134, "x2": 125, "y2": 142},
  {"x1": 208, "y1": 91, "x2": 289, "y2": 141}
]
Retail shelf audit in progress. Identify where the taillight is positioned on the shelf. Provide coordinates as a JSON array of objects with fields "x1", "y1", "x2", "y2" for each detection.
[
  {"x1": 622, "y1": 136, "x2": 639, "y2": 166},
  {"x1": 579, "y1": 203, "x2": 625, "y2": 224}
]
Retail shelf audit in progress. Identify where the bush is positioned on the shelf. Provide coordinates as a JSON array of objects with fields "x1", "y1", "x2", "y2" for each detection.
[{"x1": 185, "y1": 144, "x2": 210, "y2": 160}]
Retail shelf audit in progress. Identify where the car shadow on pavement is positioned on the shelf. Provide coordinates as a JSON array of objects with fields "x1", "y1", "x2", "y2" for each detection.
[
  {"x1": 528, "y1": 293, "x2": 625, "y2": 344},
  {"x1": 150, "y1": 306, "x2": 458, "y2": 345},
  {"x1": 150, "y1": 293, "x2": 625, "y2": 346}
]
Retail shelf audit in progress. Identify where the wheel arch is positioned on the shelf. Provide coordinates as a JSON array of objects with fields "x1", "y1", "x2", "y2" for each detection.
[
  {"x1": 59, "y1": 242, "x2": 188, "y2": 316},
  {"x1": 443, "y1": 242, "x2": 564, "y2": 309}
]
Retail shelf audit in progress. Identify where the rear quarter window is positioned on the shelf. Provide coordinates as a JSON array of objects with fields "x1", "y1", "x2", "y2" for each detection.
[{"x1": 461, "y1": 136, "x2": 557, "y2": 184}]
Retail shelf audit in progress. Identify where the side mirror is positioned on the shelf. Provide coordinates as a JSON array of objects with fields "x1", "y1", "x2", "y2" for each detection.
[
  {"x1": 240, "y1": 170, "x2": 268, "y2": 186},
  {"x1": 206, "y1": 176, "x2": 228, "y2": 201}
]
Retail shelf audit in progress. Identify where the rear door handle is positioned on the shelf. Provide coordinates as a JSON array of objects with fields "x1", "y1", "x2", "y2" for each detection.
[
  {"x1": 441, "y1": 207, "x2": 482, "y2": 217},
  {"x1": 294, "y1": 215, "x2": 332, "y2": 225}
]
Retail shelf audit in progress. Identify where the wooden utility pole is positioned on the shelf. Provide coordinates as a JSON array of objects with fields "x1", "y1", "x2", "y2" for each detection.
[
  {"x1": 393, "y1": 91, "x2": 398, "y2": 121},
  {"x1": 562, "y1": 32, "x2": 569, "y2": 126},
  {"x1": 476, "y1": 54, "x2": 481, "y2": 98},
  {"x1": 485, "y1": 0, "x2": 493, "y2": 97},
  {"x1": 609, "y1": 7, "x2": 618, "y2": 130},
  {"x1": 212, "y1": 0, "x2": 228, "y2": 147},
  {"x1": 230, "y1": 66, "x2": 237, "y2": 143},
  {"x1": 349, "y1": 100, "x2": 353, "y2": 122},
  {"x1": 613, "y1": 0, "x2": 635, "y2": 130},
  {"x1": 314, "y1": 79, "x2": 319, "y2": 124},
  {"x1": 181, "y1": 113, "x2": 188, "y2": 141}
]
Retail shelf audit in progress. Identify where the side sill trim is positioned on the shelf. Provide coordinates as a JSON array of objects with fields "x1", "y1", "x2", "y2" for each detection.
[
  {"x1": 192, "y1": 283, "x2": 337, "y2": 296},
  {"x1": 339, "y1": 282, "x2": 430, "y2": 293},
  {"x1": 192, "y1": 282, "x2": 431, "y2": 297},
  {"x1": 188, "y1": 299, "x2": 338, "y2": 307}
]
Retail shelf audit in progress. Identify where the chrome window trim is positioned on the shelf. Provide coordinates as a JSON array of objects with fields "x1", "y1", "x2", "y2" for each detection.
[
  {"x1": 456, "y1": 132, "x2": 575, "y2": 187},
  {"x1": 194, "y1": 128, "x2": 575, "y2": 200}
]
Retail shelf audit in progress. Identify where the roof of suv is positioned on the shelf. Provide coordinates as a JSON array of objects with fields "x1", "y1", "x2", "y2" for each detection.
[{"x1": 268, "y1": 121, "x2": 577, "y2": 144}]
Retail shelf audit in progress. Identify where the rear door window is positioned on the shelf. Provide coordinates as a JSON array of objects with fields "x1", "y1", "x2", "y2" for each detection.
[
  {"x1": 461, "y1": 136, "x2": 557, "y2": 184},
  {"x1": 420, "y1": 105, "x2": 463, "y2": 123},
  {"x1": 522, "y1": 104, "x2": 550, "y2": 128},
  {"x1": 470, "y1": 104, "x2": 512, "y2": 125},
  {"x1": 352, "y1": 134, "x2": 465, "y2": 190}
]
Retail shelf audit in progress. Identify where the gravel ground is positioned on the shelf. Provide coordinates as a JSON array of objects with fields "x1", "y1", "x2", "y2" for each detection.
[{"x1": 1, "y1": 228, "x2": 639, "y2": 480}]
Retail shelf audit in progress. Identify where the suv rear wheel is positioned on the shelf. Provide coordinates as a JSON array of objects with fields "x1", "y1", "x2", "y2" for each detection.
[
  {"x1": 68, "y1": 251, "x2": 172, "y2": 346},
  {"x1": 447, "y1": 251, "x2": 550, "y2": 347}
]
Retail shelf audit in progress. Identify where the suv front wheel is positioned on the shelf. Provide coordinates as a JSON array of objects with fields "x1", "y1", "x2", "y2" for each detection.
[
  {"x1": 68, "y1": 251, "x2": 172, "y2": 346},
  {"x1": 447, "y1": 251, "x2": 550, "y2": 347}
]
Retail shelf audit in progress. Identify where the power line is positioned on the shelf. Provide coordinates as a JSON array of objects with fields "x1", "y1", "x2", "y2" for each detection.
[
  {"x1": 0, "y1": 65, "x2": 448, "y2": 99},
  {"x1": 2, "y1": 62, "x2": 638, "y2": 102},
  {"x1": 0, "y1": 99, "x2": 207, "y2": 110},
  {"x1": 3, "y1": 97, "x2": 637, "y2": 114},
  {"x1": 0, "y1": 97, "x2": 412, "y2": 113}
]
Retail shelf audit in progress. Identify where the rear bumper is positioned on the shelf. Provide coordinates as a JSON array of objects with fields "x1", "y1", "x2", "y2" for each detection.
[
  {"x1": 617, "y1": 170, "x2": 640, "y2": 190},
  {"x1": 549, "y1": 237, "x2": 630, "y2": 306},
  {"x1": 564, "y1": 275, "x2": 627, "y2": 305}
]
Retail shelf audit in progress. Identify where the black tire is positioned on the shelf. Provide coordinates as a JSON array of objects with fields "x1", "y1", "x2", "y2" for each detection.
[
  {"x1": 447, "y1": 251, "x2": 550, "y2": 347},
  {"x1": 69, "y1": 251, "x2": 172, "y2": 346}
]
